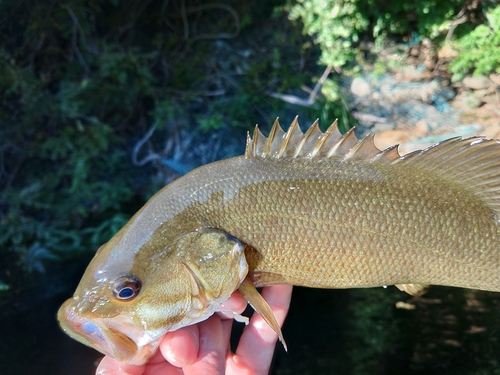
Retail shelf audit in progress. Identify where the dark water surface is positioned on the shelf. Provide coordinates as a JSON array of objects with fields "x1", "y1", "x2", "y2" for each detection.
[
  {"x1": 1, "y1": 294, "x2": 101, "y2": 375},
  {"x1": 272, "y1": 286, "x2": 500, "y2": 375},
  {"x1": 2, "y1": 280, "x2": 500, "y2": 375},
  {"x1": 0, "y1": 257, "x2": 102, "y2": 375}
]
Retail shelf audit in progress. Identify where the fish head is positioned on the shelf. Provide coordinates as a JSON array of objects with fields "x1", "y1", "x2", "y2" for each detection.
[{"x1": 58, "y1": 227, "x2": 248, "y2": 365}]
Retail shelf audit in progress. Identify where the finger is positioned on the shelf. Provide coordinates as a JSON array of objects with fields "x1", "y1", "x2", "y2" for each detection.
[
  {"x1": 181, "y1": 315, "x2": 227, "y2": 375},
  {"x1": 229, "y1": 284, "x2": 293, "y2": 374},
  {"x1": 148, "y1": 349, "x2": 170, "y2": 365},
  {"x1": 141, "y1": 350, "x2": 184, "y2": 375},
  {"x1": 160, "y1": 324, "x2": 200, "y2": 367},
  {"x1": 96, "y1": 356, "x2": 145, "y2": 375},
  {"x1": 143, "y1": 361, "x2": 183, "y2": 375},
  {"x1": 220, "y1": 318, "x2": 234, "y2": 350},
  {"x1": 216, "y1": 290, "x2": 248, "y2": 320},
  {"x1": 218, "y1": 290, "x2": 248, "y2": 314}
]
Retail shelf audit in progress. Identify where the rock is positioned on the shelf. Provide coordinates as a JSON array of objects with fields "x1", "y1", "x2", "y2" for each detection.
[
  {"x1": 350, "y1": 77, "x2": 372, "y2": 97},
  {"x1": 421, "y1": 38, "x2": 432, "y2": 48},
  {"x1": 437, "y1": 45, "x2": 458, "y2": 60},
  {"x1": 420, "y1": 80, "x2": 440, "y2": 102},
  {"x1": 410, "y1": 46, "x2": 420, "y2": 57},
  {"x1": 451, "y1": 91, "x2": 482, "y2": 110},
  {"x1": 462, "y1": 75, "x2": 493, "y2": 90},
  {"x1": 489, "y1": 73, "x2": 500, "y2": 86},
  {"x1": 424, "y1": 59, "x2": 436, "y2": 71},
  {"x1": 375, "y1": 129, "x2": 412, "y2": 150},
  {"x1": 371, "y1": 122, "x2": 394, "y2": 133},
  {"x1": 474, "y1": 89, "x2": 489, "y2": 100},
  {"x1": 437, "y1": 84, "x2": 456, "y2": 100},
  {"x1": 401, "y1": 66, "x2": 424, "y2": 81},
  {"x1": 481, "y1": 91, "x2": 500, "y2": 104},
  {"x1": 414, "y1": 120, "x2": 430, "y2": 137}
]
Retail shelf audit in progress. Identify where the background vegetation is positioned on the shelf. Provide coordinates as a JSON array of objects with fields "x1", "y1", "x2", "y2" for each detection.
[
  {"x1": 0, "y1": 0, "x2": 313, "y2": 291},
  {"x1": 1, "y1": 0, "x2": 499, "y2": 373}
]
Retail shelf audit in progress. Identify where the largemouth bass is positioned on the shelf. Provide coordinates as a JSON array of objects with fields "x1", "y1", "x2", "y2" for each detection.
[{"x1": 58, "y1": 117, "x2": 500, "y2": 365}]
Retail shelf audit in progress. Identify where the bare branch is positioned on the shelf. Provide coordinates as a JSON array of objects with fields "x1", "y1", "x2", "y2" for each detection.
[
  {"x1": 185, "y1": 3, "x2": 241, "y2": 40},
  {"x1": 308, "y1": 65, "x2": 333, "y2": 103},
  {"x1": 65, "y1": 6, "x2": 99, "y2": 55},
  {"x1": 132, "y1": 125, "x2": 161, "y2": 166},
  {"x1": 352, "y1": 111, "x2": 387, "y2": 123},
  {"x1": 445, "y1": 9, "x2": 467, "y2": 42}
]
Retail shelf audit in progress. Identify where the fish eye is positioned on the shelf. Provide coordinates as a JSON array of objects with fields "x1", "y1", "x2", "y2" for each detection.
[{"x1": 112, "y1": 276, "x2": 141, "y2": 301}]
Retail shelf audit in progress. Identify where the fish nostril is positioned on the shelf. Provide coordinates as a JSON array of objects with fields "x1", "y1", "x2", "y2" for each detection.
[{"x1": 81, "y1": 321, "x2": 99, "y2": 335}]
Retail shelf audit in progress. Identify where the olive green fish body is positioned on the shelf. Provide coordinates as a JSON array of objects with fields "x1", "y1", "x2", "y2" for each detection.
[
  {"x1": 161, "y1": 155, "x2": 500, "y2": 292},
  {"x1": 58, "y1": 117, "x2": 500, "y2": 364}
]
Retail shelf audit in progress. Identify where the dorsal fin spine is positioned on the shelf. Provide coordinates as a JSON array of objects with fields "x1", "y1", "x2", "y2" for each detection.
[
  {"x1": 346, "y1": 134, "x2": 377, "y2": 160},
  {"x1": 264, "y1": 118, "x2": 281, "y2": 157},
  {"x1": 246, "y1": 117, "x2": 500, "y2": 223},
  {"x1": 246, "y1": 117, "x2": 394, "y2": 161},
  {"x1": 325, "y1": 127, "x2": 354, "y2": 158},
  {"x1": 296, "y1": 119, "x2": 320, "y2": 158},
  {"x1": 371, "y1": 144, "x2": 400, "y2": 163},
  {"x1": 281, "y1": 116, "x2": 302, "y2": 157},
  {"x1": 245, "y1": 131, "x2": 252, "y2": 158},
  {"x1": 310, "y1": 119, "x2": 330, "y2": 157}
]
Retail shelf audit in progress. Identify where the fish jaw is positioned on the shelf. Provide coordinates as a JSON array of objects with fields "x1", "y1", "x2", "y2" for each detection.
[{"x1": 57, "y1": 299, "x2": 162, "y2": 365}]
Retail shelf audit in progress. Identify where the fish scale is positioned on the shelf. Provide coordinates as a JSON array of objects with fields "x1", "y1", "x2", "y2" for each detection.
[
  {"x1": 198, "y1": 157, "x2": 496, "y2": 291},
  {"x1": 58, "y1": 117, "x2": 500, "y2": 365}
]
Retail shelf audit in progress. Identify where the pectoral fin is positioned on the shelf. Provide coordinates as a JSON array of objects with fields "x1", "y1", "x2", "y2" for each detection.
[
  {"x1": 395, "y1": 283, "x2": 429, "y2": 296},
  {"x1": 238, "y1": 276, "x2": 288, "y2": 351}
]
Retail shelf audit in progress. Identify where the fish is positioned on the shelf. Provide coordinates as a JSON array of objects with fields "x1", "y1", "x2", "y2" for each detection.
[{"x1": 58, "y1": 117, "x2": 500, "y2": 365}]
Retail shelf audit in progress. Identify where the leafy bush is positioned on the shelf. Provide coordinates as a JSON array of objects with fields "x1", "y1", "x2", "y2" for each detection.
[
  {"x1": 2, "y1": 0, "x2": 497, "y2": 289},
  {"x1": 285, "y1": 0, "x2": 495, "y2": 117},
  {"x1": 0, "y1": 0, "x2": 313, "y2": 289},
  {"x1": 356, "y1": 0, "x2": 471, "y2": 40},
  {"x1": 288, "y1": 0, "x2": 369, "y2": 69},
  {"x1": 449, "y1": 5, "x2": 500, "y2": 79},
  {"x1": 286, "y1": 0, "x2": 476, "y2": 71}
]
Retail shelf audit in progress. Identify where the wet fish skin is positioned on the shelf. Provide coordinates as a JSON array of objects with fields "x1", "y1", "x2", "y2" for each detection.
[
  {"x1": 58, "y1": 117, "x2": 500, "y2": 364},
  {"x1": 58, "y1": 226, "x2": 248, "y2": 364}
]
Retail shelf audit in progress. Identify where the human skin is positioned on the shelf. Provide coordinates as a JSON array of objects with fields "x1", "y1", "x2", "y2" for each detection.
[{"x1": 95, "y1": 285, "x2": 293, "y2": 375}]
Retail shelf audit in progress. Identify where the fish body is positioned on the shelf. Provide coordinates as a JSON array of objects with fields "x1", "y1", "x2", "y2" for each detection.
[{"x1": 58, "y1": 118, "x2": 500, "y2": 364}]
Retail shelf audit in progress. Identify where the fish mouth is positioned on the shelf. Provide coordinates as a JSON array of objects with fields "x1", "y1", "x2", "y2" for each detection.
[{"x1": 57, "y1": 299, "x2": 161, "y2": 365}]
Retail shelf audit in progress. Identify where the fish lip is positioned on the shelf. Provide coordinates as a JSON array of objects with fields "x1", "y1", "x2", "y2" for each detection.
[{"x1": 58, "y1": 299, "x2": 161, "y2": 365}]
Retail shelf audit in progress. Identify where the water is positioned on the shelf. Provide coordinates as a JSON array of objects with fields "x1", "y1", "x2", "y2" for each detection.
[
  {"x1": 1, "y1": 295, "x2": 101, "y2": 375},
  {"x1": 0, "y1": 257, "x2": 102, "y2": 375},
  {"x1": 2, "y1": 272, "x2": 500, "y2": 375}
]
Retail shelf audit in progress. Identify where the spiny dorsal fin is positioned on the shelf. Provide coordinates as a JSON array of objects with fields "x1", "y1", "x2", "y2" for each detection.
[
  {"x1": 245, "y1": 117, "x2": 500, "y2": 219},
  {"x1": 371, "y1": 144, "x2": 400, "y2": 163},
  {"x1": 245, "y1": 117, "x2": 397, "y2": 161}
]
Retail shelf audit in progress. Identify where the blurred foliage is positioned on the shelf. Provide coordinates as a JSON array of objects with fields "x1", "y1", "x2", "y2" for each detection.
[
  {"x1": 2, "y1": 1, "x2": 500, "y2": 374},
  {"x1": 286, "y1": 0, "x2": 482, "y2": 71},
  {"x1": 286, "y1": 0, "x2": 498, "y2": 104},
  {"x1": 0, "y1": 0, "x2": 315, "y2": 287},
  {"x1": 449, "y1": 5, "x2": 500, "y2": 80},
  {"x1": 288, "y1": 0, "x2": 368, "y2": 69},
  {"x1": 1, "y1": 0, "x2": 496, "y2": 284},
  {"x1": 356, "y1": 0, "x2": 473, "y2": 41}
]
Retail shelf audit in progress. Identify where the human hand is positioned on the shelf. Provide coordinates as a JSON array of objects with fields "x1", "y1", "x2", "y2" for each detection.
[{"x1": 96, "y1": 284, "x2": 293, "y2": 375}]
